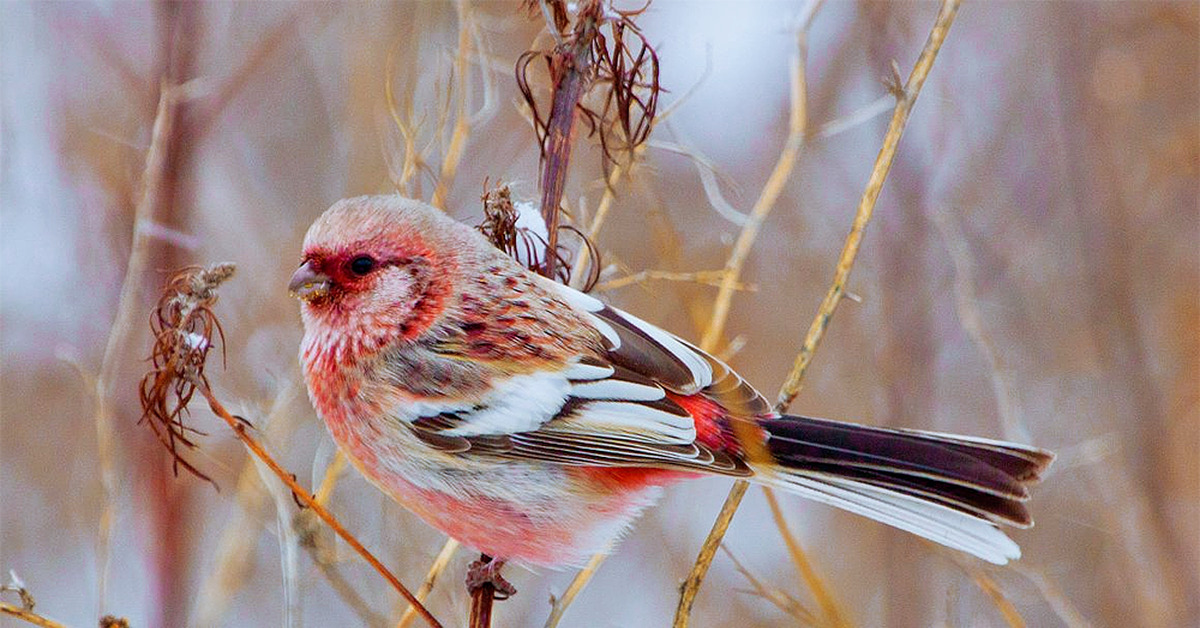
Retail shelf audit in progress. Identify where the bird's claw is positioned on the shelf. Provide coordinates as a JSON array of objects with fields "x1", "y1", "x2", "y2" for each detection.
[{"x1": 466, "y1": 558, "x2": 516, "y2": 600}]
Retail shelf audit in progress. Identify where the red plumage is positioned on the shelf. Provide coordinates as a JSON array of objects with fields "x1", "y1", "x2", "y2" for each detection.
[{"x1": 292, "y1": 195, "x2": 1053, "y2": 569}]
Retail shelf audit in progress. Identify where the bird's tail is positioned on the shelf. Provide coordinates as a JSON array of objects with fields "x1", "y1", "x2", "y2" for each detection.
[{"x1": 753, "y1": 415, "x2": 1054, "y2": 564}]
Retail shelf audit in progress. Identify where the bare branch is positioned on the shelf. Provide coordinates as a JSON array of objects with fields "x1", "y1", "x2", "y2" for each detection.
[
  {"x1": 543, "y1": 552, "x2": 607, "y2": 628},
  {"x1": 397, "y1": 539, "x2": 461, "y2": 628},
  {"x1": 775, "y1": 0, "x2": 962, "y2": 412},
  {"x1": 137, "y1": 265, "x2": 442, "y2": 628}
]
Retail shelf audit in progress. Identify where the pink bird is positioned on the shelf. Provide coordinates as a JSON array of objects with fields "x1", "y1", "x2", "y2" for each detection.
[{"x1": 291, "y1": 195, "x2": 1053, "y2": 593}]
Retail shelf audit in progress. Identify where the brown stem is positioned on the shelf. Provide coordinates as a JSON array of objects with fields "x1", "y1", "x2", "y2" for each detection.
[
  {"x1": 671, "y1": 480, "x2": 749, "y2": 628},
  {"x1": 468, "y1": 554, "x2": 497, "y2": 628},
  {"x1": 143, "y1": 7, "x2": 203, "y2": 624},
  {"x1": 193, "y1": 383, "x2": 443, "y2": 628},
  {"x1": 775, "y1": 0, "x2": 962, "y2": 412},
  {"x1": 537, "y1": 0, "x2": 602, "y2": 278},
  {"x1": 675, "y1": 0, "x2": 963, "y2": 625},
  {"x1": 763, "y1": 489, "x2": 849, "y2": 627},
  {"x1": 92, "y1": 78, "x2": 179, "y2": 620},
  {"x1": 396, "y1": 538, "x2": 460, "y2": 628},
  {"x1": 0, "y1": 603, "x2": 66, "y2": 628},
  {"x1": 543, "y1": 552, "x2": 607, "y2": 628}
]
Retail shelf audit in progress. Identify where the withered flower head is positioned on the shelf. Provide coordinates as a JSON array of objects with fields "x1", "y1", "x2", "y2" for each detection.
[
  {"x1": 477, "y1": 183, "x2": 599, "y2": 291},
  {"x1": 138, "y1": 262, "x2": 236, "y2": 484}
]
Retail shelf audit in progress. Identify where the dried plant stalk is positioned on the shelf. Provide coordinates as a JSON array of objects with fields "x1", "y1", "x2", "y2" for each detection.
[
  {"x1": 478, "y1": 183, "x2": 600, "y2": 290},
  {"x1": 543, "y1": 552, "x2": 606, "y2": 628},
  {"x1": 518, "y1": 0, "x2": 661, "y2": 278},
  {"x1": 675, "y1": 3, "x2": 824, "y2": 623},
  {"x1": 950, "y1": 556, "x2": 1026, "y2": 628},
  {"x1": 91, "y1": 81, "x2": 180, "y2": 612},
  {"x1": 720, "y1": 545, "x2": 815, "y2": 623},
  {"x1": 762, "y1": 489, "x2": 848, "y2": 627},
  {"x1": 467, "y1": 554, "x2": 499, "y2": 628},
  {"x1": 138, "y1": 263, "x2": 237, "y2": 484},
  {"x1": 138, "y1": 264, "x2": 442, "y2": 628},
  {"x1": 196, "y1": 384, "x2": 442, "y2": 627},
  {"x1": 931, "y1": 210, "x2": 1030, "y2": 441},
  {"x1": 775, "y1": 0, "x2": 962, "y2": 411},
  {"x1": 190, "y1": 386, "x2": 303, "y2": 627},
  {"x1": 568, "y1": 163, "x2": 625, "y2": 289},
  {"x1": 0, "y1": 579, "x2": 66, "y2": 628},
  {"x1": 698, "y1": 0, "x2": 820, "y2": 352},
  {"x1": 292, "y1": 448, "x2": 358, "y2": 617},
  {"x1": 674, "y1": 0, "x2": 962, "y2": 625},
  {"x1": 595, "y1": 269, "x2": 754, "y2": 293},
  {"x1": 672, "y1": 481, "x2": 750, "y2": 628},
  {"x1": 432, "y1": 0, "x2": 475, "y2": 209},
  {"x1": 0, "y1": 603, "x2": 66, "y2": 628},
  {"x1": 1012, "y1": 566, "x2": 1094, "y2": 628},
  {"x1": 396, "y1": 538, "x2": 460, "y2": 628}
]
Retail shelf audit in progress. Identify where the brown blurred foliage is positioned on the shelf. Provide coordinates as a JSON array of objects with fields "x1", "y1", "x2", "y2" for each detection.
[{"x1": 0, "y1": 2, "x2": 1195, "y2": 627}]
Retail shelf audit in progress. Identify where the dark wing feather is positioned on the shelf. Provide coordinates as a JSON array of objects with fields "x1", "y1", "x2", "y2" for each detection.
[{"x1": 401, "y1": 282, "x2": 759, "y2": 476}]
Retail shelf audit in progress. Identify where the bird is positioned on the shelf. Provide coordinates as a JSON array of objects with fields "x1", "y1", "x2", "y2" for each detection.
[{"x1": 290, "y1": 194, "x2": 1053, "y2": 592}]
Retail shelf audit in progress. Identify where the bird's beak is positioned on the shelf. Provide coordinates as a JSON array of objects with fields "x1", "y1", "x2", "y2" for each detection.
[{"x1": 289, "y1": 261, "x2": 331, "y2": 302}]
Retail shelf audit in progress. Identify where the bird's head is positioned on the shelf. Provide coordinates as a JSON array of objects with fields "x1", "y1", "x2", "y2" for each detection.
[{"x1": 291, "y1": 196, "x2": 461, "y2": 354}]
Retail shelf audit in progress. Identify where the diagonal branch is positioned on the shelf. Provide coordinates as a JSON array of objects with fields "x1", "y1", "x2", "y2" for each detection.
[
  {"x1": 194, "y1": 383, "x2": 443, "y2": 628},
  {"x1": 396, "y1": 539, "x2": 461, "y2": 628},
  {"x1": 699, "y1": 0, "x2": 823, "y2": 352},
  {"x1": 775, "y1": 0, "x2": 962, "y2": 412},
  {"x1": 674, "y1": 1, "x2": 963, "y2": 625}
]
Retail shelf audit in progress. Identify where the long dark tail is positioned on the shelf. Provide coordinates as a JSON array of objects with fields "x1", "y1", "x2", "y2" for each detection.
[{"x1": 755, "y1": 415, "x2": 1054, "y2": 564}]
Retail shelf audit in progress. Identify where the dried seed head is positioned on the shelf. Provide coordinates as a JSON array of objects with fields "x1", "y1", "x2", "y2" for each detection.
[
  {"x1": 477, "y1": 183, "x2": 600, "y2": 291},
  {"x1": 138, "y1": 262, "x2": 236, "y2": 484},
  {"x1": 516, "y1": 0, "x2": 661, "y2": 168}
]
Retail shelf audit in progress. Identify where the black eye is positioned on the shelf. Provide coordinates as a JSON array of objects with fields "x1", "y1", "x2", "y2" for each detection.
[{"x1": 348, "y1": 255, "x2": 376, "y2": 276}]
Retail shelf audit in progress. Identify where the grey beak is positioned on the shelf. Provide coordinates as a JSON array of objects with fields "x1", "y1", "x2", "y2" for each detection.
[{"x1": 289, "y1": 261, "x2": 331, "y2": 301}]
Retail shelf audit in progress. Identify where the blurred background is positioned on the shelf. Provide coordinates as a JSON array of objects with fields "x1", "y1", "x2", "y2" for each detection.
[{"x1": 1, "y1": 2, "x2": 1196, "y2": 627}]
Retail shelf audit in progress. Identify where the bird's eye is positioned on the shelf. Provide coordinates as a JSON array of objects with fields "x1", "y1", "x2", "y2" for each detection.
[{"x1": 348, "y1": 255, "x2": 376, "y2": 276}]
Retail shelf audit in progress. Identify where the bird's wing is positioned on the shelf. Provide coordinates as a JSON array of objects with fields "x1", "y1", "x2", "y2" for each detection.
[
  {"x1": 549, "y1": 280, "x2": 773, "y2": 418},
  {"x1": 399, "y1": 281, "x2": 768, "y2": 475}
]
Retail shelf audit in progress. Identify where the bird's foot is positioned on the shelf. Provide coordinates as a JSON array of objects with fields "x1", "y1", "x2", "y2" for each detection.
[{"x1": 466, "y1": 557, "x2": 516, "y2": 600}]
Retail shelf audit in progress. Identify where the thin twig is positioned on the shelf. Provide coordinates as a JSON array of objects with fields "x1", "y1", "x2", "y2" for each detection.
[
  {"x1": 432, "y1": 0, "x2": 475, "y2": 209},
  {"x1": 566, "y1": 45, "x2": 711, "y2": 289},
  {"x1": 543, "y1": 552, "x2": 607, "y2": 628},
  {"x1": 193, "y1": 12, "x2": 303, "y2": 138},
  {"x1": 301, "y1": 534, "x2": 389, "y2": 628},
  {"x1": 296, "y1": 468, "x2": 391, "y2": 628},
  {"x1": 931, "y1": 210, "x2": 1031, "y2": 441},
  {"x1": 762, "y1": 489, "x2": 849, "y2": 627},
  {"x1": 946, "y1": 553, "x2": 1026, "y2": 628},
  {"x1": 1011, "y1": 566, "x2": 1094, "y2": 628},
  {"x1": 0, "y1": 603, "x2": 66, "y2": 628},
  {"x1": 386, "y1": 44, "x2": 423, "y2": 197},
  {"x1": 719, "y1": 545, "x2": 815, "y2": 624},
  {"x1": 595, "y1": 269, "x2": 754, "y2": 292},
  {"x1": 698, "y1": 0, "x2": 821, "y2": 352},
  {"x1": 313, "y1": 451, "x2": 349, "y2": 507},
  {"x1": 776, "y1": 0, "x2": 962, "y2": 411},
  {"x1": 396, "y1": 539, "x2": 461, "y2": 628},
  {"x1": 568, "y1": 163, "x2": 625, "y2": 289},
  {"x1": 91, "y1": 81, "x2": 180, "y2": 614},
  {"x1": 675, "y1": 5, "x2": 823, "y2": 626},
  {"x1": 189, "y1": 386, "x2": 303, "y2": 627},
  {"x1": 651, "y1": 138, "x2": 748, "y2": 226},
  {"x1": 194, "y1": 384, "x2": 443, "y2": 628},
  {"x1": 815, "y1": 94, "x2": 893, "y2": 139},
  {"x1": 675, "y1": 0, "x2": 962, "y2": 625},
  {"x1": 672, "y1": 481, "x2": 750, "y2": 628}
]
